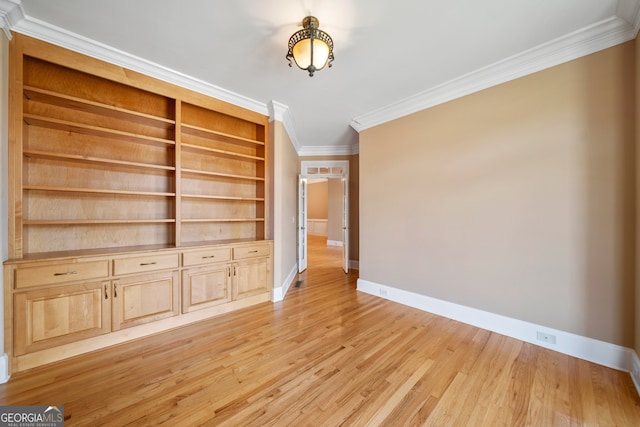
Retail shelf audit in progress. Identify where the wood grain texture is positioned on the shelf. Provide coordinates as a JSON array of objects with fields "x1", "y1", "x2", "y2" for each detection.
[
  {"x1": 0, "y1": 235, "x2": 638, "y2": 426},
  {"x1": 10, "y1": 34, "x2": 269, "y2": 258}
]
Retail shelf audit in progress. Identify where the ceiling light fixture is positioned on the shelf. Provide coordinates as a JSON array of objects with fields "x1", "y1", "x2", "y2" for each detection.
[{"x1": 286, "y1": 16, "x2": 334, "y2": 77}]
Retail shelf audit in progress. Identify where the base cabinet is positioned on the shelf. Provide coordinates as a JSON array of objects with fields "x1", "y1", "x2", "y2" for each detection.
[
  {"x1": 14, "y1": 281, "x2": 111, "y2": 356},
  {"x1": 14, "y1": 270, "x2": 182, "y2": 356},
  {"x1": 182, "y1": 258, "x2": 270, "y2": 313},
  {"x1": 233, "y1": 259, "x2": 269, "y2": 300},
  {"x1": 112, "y1": 271, "x2": 180, "y2": 331},
  {"x1": 182, "y1": 241, "x2": 271, "y2": 311},
  {"x1": 182, "y1": 264, "x2": 231, "y2": 313},
  {"x1": 4, "y1": 240, "x2": 273, "y2": 373}
]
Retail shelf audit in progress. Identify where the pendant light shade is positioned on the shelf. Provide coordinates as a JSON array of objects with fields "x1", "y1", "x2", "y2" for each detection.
[{"x1": 286, "y1": 16, "x2": 334, "y2": 77}]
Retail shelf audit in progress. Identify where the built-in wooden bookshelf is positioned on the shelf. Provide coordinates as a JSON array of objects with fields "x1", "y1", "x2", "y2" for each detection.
[
  {"x1": 4, "y1": 34, "x2": 272, "y2": 374},
  {"x1": 179, "y1": 101, "x2": 266, "y2": 245},
  {"x1": 8, "y1": 35, "x2": 269, "y2": 258}
]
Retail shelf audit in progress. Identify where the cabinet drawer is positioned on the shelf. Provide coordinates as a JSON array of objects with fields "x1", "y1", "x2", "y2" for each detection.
[
  {"x1": 182, "y1": 248, "x2": 231, "y2": 267},
  {"x1": 14, "y1": 260, "x2": 109, "y2": 289},
  {"x1": 113, "y1": 253, "x2": 179, "y2": 276},
  {"x1": 232, "y1": 243, "x2": 271, "y2": 260}
]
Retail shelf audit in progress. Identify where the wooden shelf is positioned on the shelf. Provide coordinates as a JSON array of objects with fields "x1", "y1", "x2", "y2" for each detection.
[
  {"x1": 181, "y1": 194, "x2": 264, "y2": 201},
  {"x1": 23, "y1": 219, "x2": 176, "y2": 225},
  {"x1": 24, "y1": 114, "x2": 176, "y2": 148},
  {"x1": 9, "y1": 38, "x2": 269, "y2": 258},
  {"x1": 181, "y1": 143, "x2": 264, "y2": 162},
  {"x1": 182, "y1": 123, "x2": 264, "y2": 147},
  {"x1": 24, "y1": 149, "x2": 176, "y2": 172},
  {"x1": 23, "y1": 185, "x2": 176, "y2": 197},
  {"x1": 181, "y1": 168, "x2": 264, "y2": 182},
  {"x1": 24, "y1": 86, "x2": 175, "y2": 130},
  {"x1": 181, "y1": 218, "x2": 265, "y2": 223}
]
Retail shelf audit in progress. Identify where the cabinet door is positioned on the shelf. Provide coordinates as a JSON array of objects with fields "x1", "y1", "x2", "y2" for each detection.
[
  {"x1": 112, "y1": 271, "x2": 179, "y2": 331},
  {"x1": 182, "y1": 264, "x2": 230, "y2": 313},
  {"x1": 14, "y1": 281, "x2": 111, "y2": 356},
  {"x1": 232, "y1": 258, "x2": 269, "y2": 300}
]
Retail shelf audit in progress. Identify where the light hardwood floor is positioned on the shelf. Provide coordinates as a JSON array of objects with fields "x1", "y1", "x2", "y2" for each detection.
[{"x1": 1, "y1": 235, "x2": 639, "y2": 426}]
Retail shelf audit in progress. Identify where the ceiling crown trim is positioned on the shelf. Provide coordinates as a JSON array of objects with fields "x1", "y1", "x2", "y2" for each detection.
[
  {"x1": 0, "y1": 0, "x2": 268, "y2": 117},
  {"x1": 0, "y1": 0, "x2": 357, "y2": 157},
  {"x1": 299, "y1": 144, "x2": 359, "y2": 157},
  {"x1": 269, "y1": 100, "x2": 302, "y2": 154},
  {"x1": 269, "y1": 101, "x2": 359, "y2": 156},
  {"x1": 0, "y1": 0, "x2": 21, "y2": 39},
  {"x1": 2, "y1": 0, "x2": 637, "y2": 154},
  {"x1": 618, "y1": 0, "x2": 640, "y2": 34},
  {"x1": 350, "y1": 6, "x2": 640, "y2": 132}
]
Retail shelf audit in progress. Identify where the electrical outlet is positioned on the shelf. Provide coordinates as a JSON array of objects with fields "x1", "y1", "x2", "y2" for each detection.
[
  {"x1": 379, "y1": 288, "x2": 388, "y2": 297},
  {"x1": 536, "y1": 331, "x2": 556, "y2": 345}
]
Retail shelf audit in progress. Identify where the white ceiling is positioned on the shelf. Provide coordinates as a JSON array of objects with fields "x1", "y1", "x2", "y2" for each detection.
[{"x1": 1, "y1": 0, "x2": 639, "y2": 155}]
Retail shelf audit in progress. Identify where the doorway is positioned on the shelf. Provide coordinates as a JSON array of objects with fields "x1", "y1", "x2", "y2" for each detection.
[{"x1": 298, "y1": 160, "x2": 349, "y2": 274}]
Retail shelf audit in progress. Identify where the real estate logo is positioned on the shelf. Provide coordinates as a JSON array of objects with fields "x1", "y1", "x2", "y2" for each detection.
[{"x1": 0, "y1": 406, "x2": 64, "y2": 427}]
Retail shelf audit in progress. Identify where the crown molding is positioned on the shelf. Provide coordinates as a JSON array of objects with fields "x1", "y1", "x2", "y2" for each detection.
[
  {"x1": 0, "y1": 0, "x2": 22, "y2": 39},
  {"x1": 298, "y1": 144, "x2": 359, "y2": 157},
  {"x1": 1, "y1": 0, "x2": 356, "y2": 157},
  {"x1": 4, "y1": 2, "x2": 268, "y2": 117},
  {"x1": 269, "y1": 100, "x2": 358, "y2": 157},
  {"x1": 268, "y1": 100, "x2": 288, "y2": 122},
  {"x1": 618, "y1": 0, "x2": 640, "y2": 34},
  {"x1": 3, "y1": 0, "x2": 638, "y2": 150},
  {"x1": 351, "y1": 3, "x2": 640, "y2": 132},
  {"x1": 269, "y1": 100, "x2": 302, "y2": 155}
]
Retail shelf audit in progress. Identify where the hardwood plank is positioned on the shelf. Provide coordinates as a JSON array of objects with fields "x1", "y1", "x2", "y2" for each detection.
[{"x1": 0, "y1": 235, "x2": 639, "y2": 426}]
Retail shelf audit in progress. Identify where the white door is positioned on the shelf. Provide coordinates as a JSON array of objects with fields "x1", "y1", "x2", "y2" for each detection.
[
  {"x1": 298, "y1": 175, "x2": 308, "y2": 273},
  {"x1": 342, "y1": 178, "x2": 349, "y2": 273}
]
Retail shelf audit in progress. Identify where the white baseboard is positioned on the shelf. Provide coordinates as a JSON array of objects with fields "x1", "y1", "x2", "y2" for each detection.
[
  {"x1": 272, "y1": 264, "x2": 298, "y2": 302},
  {"x1": 357, "y1": 278, "x2": 636, "y2": 373},
  {"x1": 632, "y1": 352, "x2": 640, "y2": 396},
  {"x1": 0, "y1": 353, "x2": 9, "y2": 383},
  {"x1": 327, "y1": 240, "x2": 343, "y2": 247}
]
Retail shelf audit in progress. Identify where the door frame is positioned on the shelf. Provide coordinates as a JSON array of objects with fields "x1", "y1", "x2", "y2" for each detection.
[
  {"x1": 298, "y1": 174, "x2": 308, "y2": 273},
  {"x1": 299, "y1": 160, "x2": 350, "y2": 273}
]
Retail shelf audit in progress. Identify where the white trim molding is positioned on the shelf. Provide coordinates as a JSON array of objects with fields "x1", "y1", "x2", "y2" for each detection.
[
  {"x1": 351, "y1": 6, "x2": 640, "y2": 132},
  {"x1": 5, "y1": 0, "x2": 629, "y2": 156},
  {"x1": 0, "y1": 0, "x2": 21, "y2": 40},
  {"x1": 298, "y1": 144, "x2": 359, "y2": 157},
  {"x1": 0, "y1": 0, "x2": 267, "y2": 117},
  {"x1": 268, "y1": 101, "x2": 358, "y2": 157},
  {"x1": 0, "y1": 353, "x2": 9, "y2": 383},
  {"x1": 618, "y1": 0, "x2": 640, "y2": 35},
  {"x1": 0, "y1": 0, "x2": 359, "y2": 159},
  {"x1": 272, "y1": 263, "x2": 298, "y2": 303},
  {"x1": 632, "y1": 351, "x2": 640, "y2": 396},
  {"x1": 269, "y1": 100, "x2": 302, "y2": 155},
  {"x1": 357, "y1": 278, "x2": 637, "y2": 374}
]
